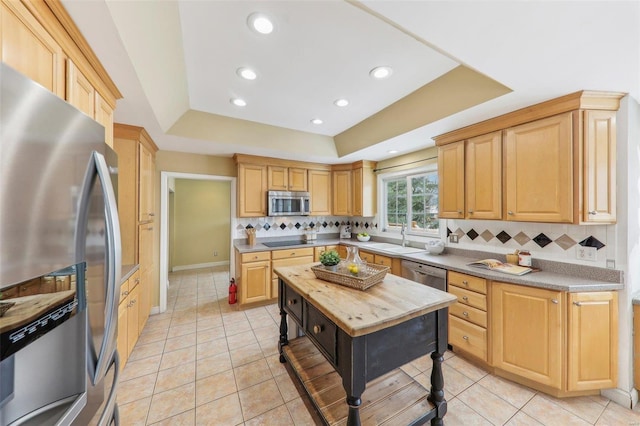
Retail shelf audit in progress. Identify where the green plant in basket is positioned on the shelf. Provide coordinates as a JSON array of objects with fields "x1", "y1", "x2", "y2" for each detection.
[{"x1": 319, "y1": 250, "x2": 341, "y2": 267}]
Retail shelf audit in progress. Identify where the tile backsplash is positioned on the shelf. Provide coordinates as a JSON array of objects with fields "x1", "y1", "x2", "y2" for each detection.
[
  {"x1": 444, "y1": 219, "x2": 615, "y2": 268},
  {"x1": 233, "y1": 216, "x2": 379, "y2": 239}
]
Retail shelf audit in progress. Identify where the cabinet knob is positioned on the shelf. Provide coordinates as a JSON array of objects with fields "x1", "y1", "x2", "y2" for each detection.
[
  {"x1": 551, "y1": 299, "x2": 559, "y2": 304},
  {"x1": 149, "y1": 212, "x2": 155, "y2": 217},
  {"x1": 573, "y1": 301, "x2": 583, "y2": 306},
  {"x1": 287, "y1": 299, "x2": 296, "y2": 306},
  {"x1": 457, "y1": 210, "x2": 463, "y2": 214},
  {"x1": 462, "y1": 296, "x2": 469, "y2": 301},
  {"x1": 468, "y1": 210, "x2": 474, "y2": 214},
  {"x1": 290, "y1": 252, "x2": 295, "y2": 256},
  {"x1": 463, "y1": 311, "x2": 469, "y2": 317},
  {"x1": 313, "y1": 325, "x2": 323, "y2": 334},
  {"x1": 508, "y1": 211, "x2": 514, "y2": 215},
  {"x1": 121, "y1": 290, "x2": 129, "y2": 297},
  {"x1": 135, "y1": 278, "x2": 140, "y2": 284},
  {"x1": 462, "y1": 335, "x2": 469, "y2": 341},
  {"x1": 462, "y1": 280, "x2": 469, "y2": 286},
  {"x1": 588, "y1": 211, "x2": 597, "y2": 215}
]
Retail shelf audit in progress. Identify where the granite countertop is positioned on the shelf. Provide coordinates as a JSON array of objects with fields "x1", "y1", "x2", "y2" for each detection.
[
  {"x1": 274, "y1": 264, "x2": 456, "y2": 337},
  {"x1": 121, "y1": 264, "x2": 139, "y2": 285},
  {"x1": 632, "y1": 292, "x2": 640, "y2": 305},
  {"x1": 235, "y1": 238, "x2": 623, "y2": 293}
]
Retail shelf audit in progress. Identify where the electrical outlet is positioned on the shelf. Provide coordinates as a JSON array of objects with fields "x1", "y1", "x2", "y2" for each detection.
[
  {"x1": 449, "y1": 234, "x2": 459, "y2": 244},
  {"x1": 214, "y1": 251, "x2": 218, "y2": 257},
  {"x1": 576, "y1": 246, "x2": 596, "y2": 261},
  {"x1": 606, "y1": 259, "x2": 615, "y2": 269}
]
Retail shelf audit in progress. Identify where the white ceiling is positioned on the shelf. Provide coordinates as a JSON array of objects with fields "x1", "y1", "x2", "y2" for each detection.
[{"x1": 61, "y1": 0, "x2": 640, "y2": 164}]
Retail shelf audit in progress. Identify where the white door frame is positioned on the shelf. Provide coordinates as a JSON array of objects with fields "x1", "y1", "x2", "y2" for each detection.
[{"x1": 159, "y1": 171, "x2": 236, "y2": 313}]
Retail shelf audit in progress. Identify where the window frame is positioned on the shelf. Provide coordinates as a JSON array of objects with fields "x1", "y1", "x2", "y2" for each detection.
[{"x1": 377, "y1": 164, "x2": 439, "y2": 237}]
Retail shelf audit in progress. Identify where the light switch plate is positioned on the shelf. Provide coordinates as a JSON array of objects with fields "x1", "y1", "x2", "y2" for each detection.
[{"x1": 576, "y1": 246, "x2": 597, "y2": 261}]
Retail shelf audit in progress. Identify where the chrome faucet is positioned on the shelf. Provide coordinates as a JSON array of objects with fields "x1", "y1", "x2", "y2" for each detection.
[{"x1": 401, "y1": 221, "x2": 407, "y2": 247}]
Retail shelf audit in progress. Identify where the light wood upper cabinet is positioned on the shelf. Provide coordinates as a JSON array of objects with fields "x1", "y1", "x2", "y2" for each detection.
[
  {"x1": 505, "y1": 113, "x2": 574, "y2": 223},
  {"x1": 438, "y1": 141, "x2": 465, "y2": 219},
  {"x1": 466, "y1": 131, "x2": 502, "y2": 219},
  {"x1": 0, "y1": 0, "x2": 65, "y2": 97},
  {"x1": 567, "y1": 291, "x2": 618, "y2": 391},
  {"x1": 94, "y1": 92, "x2": 114, "y2": 147},
  {"x1": 238, "y1": 163, "x2": 267, "y2": 217},
  {"x1": 267, "y1": 166, "x2": 308, "y2": 191},
  {"x1": 66, "y1": 60, "x2": 94, "y2": 117},
  {"x1": 352, "y1": 162, "x2": 376, "y2": 217},
  {"x1": 582, "y1": 110, "x2": 616, "y2": 223},
  {"x1": 332, "y1": 170, "x2": 352, "y2": 216},
  {"x1": 308, "y1": 169, "x2": 332, "y2": 216},
  {"x1": 139, "y1": 143, "x2": 155, "y2": 222},
  {"x1": 492, "y1": 282, "x2": 564, "y2": 389}
]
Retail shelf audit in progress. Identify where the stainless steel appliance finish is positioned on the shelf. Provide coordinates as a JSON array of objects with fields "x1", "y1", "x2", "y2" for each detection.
[
  {"x1": 0, "y1": 64, "x2": 121, "y2": 426},
  {"x1": 401, "y1": 260, "x2": 447, "y2": 292},
  {"x1": 267, "y1": 190, "x2": 310, "y2": 216}
]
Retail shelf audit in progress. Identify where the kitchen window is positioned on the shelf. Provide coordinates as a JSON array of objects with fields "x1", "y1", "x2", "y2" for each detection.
[{"x1": 380, "y1": 166, "x2": 439, "y2": 235}]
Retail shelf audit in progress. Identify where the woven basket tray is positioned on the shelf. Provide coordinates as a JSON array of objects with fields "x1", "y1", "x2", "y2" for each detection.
[
  {"x1": 311, "y1": 263, "x2": 389, "y2": 291},
  {"x1": 0, "y1": 301, "x2": 15, "y2": 317}
]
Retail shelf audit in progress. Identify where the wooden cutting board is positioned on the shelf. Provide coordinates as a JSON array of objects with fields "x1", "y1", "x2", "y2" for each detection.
[{"x1": 0, "y1": 290, "x2": 76, "y2": 334}]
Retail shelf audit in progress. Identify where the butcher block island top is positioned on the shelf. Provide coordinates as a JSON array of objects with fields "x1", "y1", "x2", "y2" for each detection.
[
  {"x1": 274, "y1": 264, "x2": 456, "y2": 337},
  {"x1": 274, "y1": 264, "x2": 456, "y2": 426}
]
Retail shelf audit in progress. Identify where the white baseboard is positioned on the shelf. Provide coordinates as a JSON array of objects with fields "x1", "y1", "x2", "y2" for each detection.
[
  {"x1": 602, "y1": 387, "x2": 638, "y2": 409},
  {"x1": 172, "y1": 261, "x2": 230, "y2": 272},
  {"x1": 150, "y1": 306, "x2": 160, "y2": 315}
]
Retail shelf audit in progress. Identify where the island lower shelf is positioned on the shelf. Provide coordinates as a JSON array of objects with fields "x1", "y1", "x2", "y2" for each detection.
[{"x1": 283, "y1": 336, "x2": 434, "y2": 426}]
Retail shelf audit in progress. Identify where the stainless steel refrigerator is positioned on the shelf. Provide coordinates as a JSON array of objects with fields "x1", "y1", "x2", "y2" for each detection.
[{"x1": 0, "y1": 63, "x2": 122, "y2": 425}]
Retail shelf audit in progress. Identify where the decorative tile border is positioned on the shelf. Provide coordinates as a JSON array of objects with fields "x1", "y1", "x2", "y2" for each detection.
[{"x1": 233, "y1": 216, "x2": 378, "y2": 239}]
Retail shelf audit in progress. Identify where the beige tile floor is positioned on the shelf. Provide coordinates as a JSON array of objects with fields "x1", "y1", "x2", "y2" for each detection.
[{"x1": 118, "y1": 267, "x2": 640, "y2": 425}]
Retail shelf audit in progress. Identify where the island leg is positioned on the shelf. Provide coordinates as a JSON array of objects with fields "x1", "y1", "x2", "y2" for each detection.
[
  {"x1": 428, "y1": 351, "x2": 446, "y2": 425},
  {"x1": 342, "y1": 338, "x2": 366, "y2": 426},
  {"x1": 278, "y1": 305, "x2": 288, "y2": 363}
]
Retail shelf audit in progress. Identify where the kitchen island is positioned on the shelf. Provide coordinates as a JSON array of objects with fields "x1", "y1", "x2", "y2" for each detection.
[{"x1": 274, "y1": 264, "x2": 456, "y2": 426}]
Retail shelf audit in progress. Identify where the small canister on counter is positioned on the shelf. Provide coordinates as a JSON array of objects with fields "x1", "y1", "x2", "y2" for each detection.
[{"x1": 518, "y1": 250, "x2": 532, "y2": 267}]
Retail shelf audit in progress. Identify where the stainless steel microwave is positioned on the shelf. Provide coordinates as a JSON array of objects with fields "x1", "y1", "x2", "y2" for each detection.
[{"x1": 267, "y1": 191, "x2": 310, "y2": 216}]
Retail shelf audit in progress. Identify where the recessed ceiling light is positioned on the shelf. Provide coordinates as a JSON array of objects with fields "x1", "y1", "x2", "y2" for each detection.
[
  {"x1": 388, "y1": 150, "x2": 399, "y2": 154},
  {"x1": 334, "y1": 99, "x2": 349, "y2": 107},
  {"x1": 247, "y1": 13, "x2": 274, "y2": 34},
  {"x1": 237, "y1": 67, "x2": 257, "y2": 80},
  {"x1": 370, "y1": 66, "x2": 393, "y2": 79},
  {"x1": 231, "y1": 98, "x2": 247, "y2": 107},
  {"x1": 311, "y1": 118, "x2": 323, "y2": 125}
]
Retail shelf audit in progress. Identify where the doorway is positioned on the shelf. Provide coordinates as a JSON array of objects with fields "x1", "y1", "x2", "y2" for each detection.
[{"x1": 159, "y1": 171, "x2": 236, "y2": 313}]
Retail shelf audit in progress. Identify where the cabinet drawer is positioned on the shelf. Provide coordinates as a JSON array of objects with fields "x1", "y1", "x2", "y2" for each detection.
[
  {"x1": 119, "y1": 280, "x2": 130, "y2": 304},
  {"x1": 242, "y1": 251, "x2": 271, "y2": 262},
  {"x1": 449, "y1": 315, "x2": 487, "y2": 361},
  {"x1": 272, "y1": 247, "x2": 314, "y2": 260},
  {"x1": 450, "y1": 301, "x2": 487, "y2": 328},
  {"x1": 374, "y1": 255, "x2": 392, "y2": 267},
  {"x1": 305, "y1": 302, "x2": 337, "y2": 364},
  {"x1": 359, "y1": 250, "x2": 375, "y2": 263},
  {"x1": 283, "y1": 284, "x2": 303, "y2": 324},
  {"x1": 448, "y1": 271, "x2": 487, "y2": 294},
  {"x1": 449, "y1": 285, "x2": 487, "y2": 311}
]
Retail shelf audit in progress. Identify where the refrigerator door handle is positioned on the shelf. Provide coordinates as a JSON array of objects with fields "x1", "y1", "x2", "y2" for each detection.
[
  {"x1": 93, "y1": 151, "x2": 121, "y2": 385},
  {"x1": 97, "y1": 351, "x2": 120, "y2": 426}
]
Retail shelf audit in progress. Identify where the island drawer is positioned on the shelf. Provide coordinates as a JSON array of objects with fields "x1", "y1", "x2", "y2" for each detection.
[
  {"x1": 449, "y1": 285, "x2": 487, "y2": 311},
  {"x1": 305, "y1": 302, "x2": 337, "y2": 363},
  {"x1": 449, "y1": 315, "x2": 487, "y2": 361},
  {"x1": 283, "y1": 284, "x2": 303, "y2": 324},
  {"x1": 448, "y1": 271, "x2": 487, "y2": 294},
  {"x1": 449, "y1": 302, "x2": 487, "y2": 328}
]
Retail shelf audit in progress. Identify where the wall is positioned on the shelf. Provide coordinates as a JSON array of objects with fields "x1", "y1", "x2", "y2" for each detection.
[{"x1": 172, "y1": 179, "x2": 231, "y2": 270}]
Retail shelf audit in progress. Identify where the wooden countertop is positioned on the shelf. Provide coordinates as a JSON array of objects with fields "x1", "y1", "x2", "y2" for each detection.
[
  {"x1": 274, "y1": 264, "x2": 456, "y2": 337},
  {"x1": 0, "y1": 290, "x2": 75, "y2": 334}
]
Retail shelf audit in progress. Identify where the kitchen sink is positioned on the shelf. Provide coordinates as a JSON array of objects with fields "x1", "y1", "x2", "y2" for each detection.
[{"x1": 360, "y1": 242, "x2": 425, "y2": 254}]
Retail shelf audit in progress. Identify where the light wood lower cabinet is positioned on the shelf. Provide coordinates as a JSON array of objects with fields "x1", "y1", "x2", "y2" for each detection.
[
  {"x1": 359, "y1": 250, "x2": 401, "y2": 276},
  {"x1": 448, "y1": 272, "x2": 489, "y2": 362},
  {"x1": 117, "y1": 270, "x2": 140, "y2": 370},
  {"x1": 237, "y1": 251, "x2": 271, "y2": 305},
  {"x1": 492, "y1": 282, "x2": 563, "y2": 389},
  {"x1": 271, "y1": 247, "x2": 314, "y2": 300},
  {"x1": 313, "y1": 245, "x2": 337, "y2": 262},
  {"x1": 567, "y1": 291, "x2": 618, "y2": 391},
  {"x1": 491, "y1": 281, "x2": 618, "y2": 394}
]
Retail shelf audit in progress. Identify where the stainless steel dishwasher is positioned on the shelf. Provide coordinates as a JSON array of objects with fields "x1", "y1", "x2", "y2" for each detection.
[{"x1": 401, "y1": 260, "x2": 447, "y2": 291}]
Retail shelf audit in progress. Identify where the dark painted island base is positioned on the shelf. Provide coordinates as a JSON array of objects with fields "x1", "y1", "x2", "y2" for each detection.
[{"x1": 277, "y1": 278, "x2": 450, "y2": 426}]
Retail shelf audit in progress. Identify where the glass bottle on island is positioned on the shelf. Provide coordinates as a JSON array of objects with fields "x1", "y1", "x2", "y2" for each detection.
[{"x1": 343, "y1": 246, "x2": 364, "y2": 276}]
